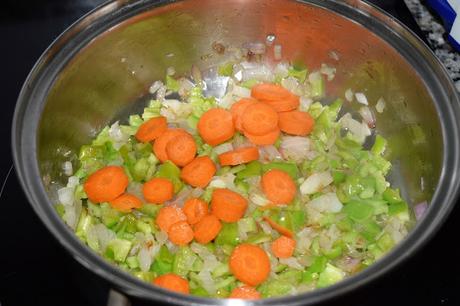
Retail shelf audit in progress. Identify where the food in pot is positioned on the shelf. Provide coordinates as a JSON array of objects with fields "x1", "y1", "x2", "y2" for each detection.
[{"x1": 55, "y1": 53, "x2": 410, "y2": 299}]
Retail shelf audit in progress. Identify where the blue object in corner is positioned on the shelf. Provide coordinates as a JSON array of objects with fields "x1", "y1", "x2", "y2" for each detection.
[{"x1": 426, "y1": 0, "x2": 460, "y2": 50}]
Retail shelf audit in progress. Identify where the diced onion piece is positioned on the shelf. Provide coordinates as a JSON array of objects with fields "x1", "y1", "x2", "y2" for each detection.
[
  {"x1": 309, "y1": 192, "x2": 343, "y2": 212},
  {"x1": 149, "y1": 80, "x2": 163, "y2": 94},
  {"x1": 198, "y1": 270, "x2": 216, "y2": 294},
  {"x1": 232, "y1": 85, "x2": 251, "y2": 98},
  {"x1": 63, "y1": 161, "x2": 73, "y2": 176},
  {"x1": 280, "y1": 136, "x2": 312, "y2": 162},
  {"x1": 355, "y1": 92, "x2": 368, "y2": 105},
  {"x1": 274, "y1": 44, "x2": 282, "y2": 60},
  {"x1": 300, "y1": 96, "x2": 313, "y2": 111},
  {"x1": 249, "y1": 192, "x2": 270, "y2": 206},
  {"x1": 345, "y1": 88, "x2": 354, "y2": 102},
  {"x1": 376, "y1": 97, "x2": 386, "y2": 113},
  {"x1": 166, "y1": 66, "x2": 176, "y2": 76},
  {"x1": 280, "y1": 257, "x2": 304, "y2": 270},
  {"x1": 300, "y1": 171, "x2": 333, "y2": 195},
  {"x1": 259, "y1": 145, "x2": 282, "y2": 162},
  {"x1": 358, "y1": 106, "x2": 376, "y2": 128},
  {"x1": 339, "y1": 113, "x2": 371, "y2": 143},
  {"x1": 414, "y1": 201, "x2": 428, "y2": 220},
  {"x1": 213, "y1": 143, "x2": 233, "y2": 155},
  {"x1": 320, "y1": 63, "x2": 336, "y2": 81}
]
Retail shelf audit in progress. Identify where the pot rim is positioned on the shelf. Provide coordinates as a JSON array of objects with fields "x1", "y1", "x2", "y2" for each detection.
[{"x1": 11, "y1": 0, "x2": 460, "y2": 305}]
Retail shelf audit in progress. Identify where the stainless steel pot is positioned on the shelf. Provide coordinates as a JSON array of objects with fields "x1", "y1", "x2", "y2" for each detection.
[{"x1": 12, "y1": 0, "x2": 460, "y2": 305}]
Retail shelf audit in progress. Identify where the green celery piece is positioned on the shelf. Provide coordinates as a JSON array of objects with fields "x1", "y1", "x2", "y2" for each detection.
[
  {"x1": 308, "y1": 102, "x2": 324, "y2": 119},
  {"x1": 106, "y1": 239, "x2": 132, "y2": 262},
  {"x1": 216, "y1": 166, "x2": 231, "y2": 176},
  {"x1": 215, "y1": 223, "x2": 240, "y2": 246},
  {"x1": 360, "y1": 221, "x2": 382, "y2": 242},
  {"x1": 337, "y1": 217, "x2": 353, "y2": 232},
  {"x1": 319, "y1": 213, "x2": 336, "y2": 227},
  {"x1": 238, "y1": 217, "x2": 257, "y2": 234},
  {"x1": 252, "y1": 209, "x2": 263, "y2": 220},
  {"x1": 278, "y1": 269, "x2": 302, "y2": 284},
  {"x1": 189, "y1": 86, "x2": 216, "y2": 118},
  {"x1": 290, "y1": 210, "x2": 306, "y2": 232},
  {"x1": 55, "y1": 204, "x2": 65, "y2": 218},
  {"x1": 76, "y1": 209, "x2": 92, "y2": 240},
  {"x1": 139, "y1": 204, "x2": 160, "y2": 217},
  {"x1": 230, "y1": 164, "x2": 246, "y2": 174},
  {"x1": 365, "y1": 199, "x2": 388, "y2": 215},
  {"x1": 173, "y1": 247, "x2": 197, "y2": 277},
  {"x1": 246, "y1": 232, "x2": 272, "y2": 244},
  {"x1": 368, "y1": 243, "x2": 384, "y2": 259},
  {"x1": 308, "y1": 256, "x2": 328, "y2": 273},
  {"x1": 215, "y1": 288, "x2": 230, "y2": 298},
  {"x1": 135, "y1": 142, "x2": 154, "y2": 158},
  {"x1": 236, "y1": 161, "x2": 262, "y2": 179},
  {"x1": 220, "y1": 244, "x2": 234, "y2": 256},
  {"x1": 262, "y1": 162, "x2": 299, "y2": 179},
  {"x1": 359, "y1": 187, "x2": 375, "y2": 199},
  {"x1": 383, "y1": 188, "x2": 402, "y2": 205},
  {"x1": 388, "y1": 201, "x2": 410, "y2": 221},
  {"x1": 158, "y1": 245, "x2": 174, "y2": 263},
  {"x1": 201, "y1": 187, "x2": 214, "y2": 203},
  {"x1": 155, "y1": 161, "x2": 183, "y2": 193},
  {"x1": 218, "y1": 62, "x2": 234, "y2": 76},
  {"x1": 371, "y1": 135, "x2": 387, "y2": 155},
  {"x1": 310, "y1": 74, "x2": 325, "y2": 98},
  {"x1": 311, "y1": 237, "x2": 321, "y2": 256},
  {"x1": 132, "y1": 158, "x2": 151, "y2": 182},
  {"x1": 332, "y1": 170, "x2": 346, "y2": 185},
  {"x1": 266, "y1": 209, "x2": 294, "y2": 232},
  {"x1": 100, "y1": 203, "x2": 122, "y2": 228},
  {"x1": 191, "y1": 258, "x2": 204, "y2": 272},
  {"x1": 133, "y1": 271, "x2": 155, "y2": 282},
  {"x1": 215, "y1": 276, "x2": 236, "y2": 289},
  {"x1": 79, "y1": 144, "x2": 104, "y2": 161},
  {"x1": 126, "y1": 256, "x2": 139, "y2": 269},
  {"x1": 377, "y1": 233, "x2": 394, "y2": 251},
  {"x1": 151, "y1": 260, "x2": 173, "y2": 276},
  {"x1": 288, "y1": 67, "x2": 308, "y2": 83},
  {"x1": 344, "y1": 200, "x2": 374, "y2": 222},
  {"x1": 241, "y1": 79, "x2": 259, "y2": 89},
  {"x1": 187, "y1": 115, "x2": 200, "y2": 130},
  {"x1": 274, "y1": 264, "x2": 288, "y2": 273},
  {"x1": 142, "y1": 100, "x2": 162, "y2": 121},
  {"x1": 136, "y1": 220, "x2": 152, "y2": 234},
  {"x1": 235, "y1": 179, "x2": 250, "y2": 194},
  {"x1": 92, "y1": 126, "x2": 110, "y2": 146},
  {"x1": 259, "y1": 280, "x2": 293, "y2": 298},
  {"x1": 166, "y1": 75, "x2": 180, "y2": 91},
  {"x1": 212, "y1": 263, "x2": 230, "y2": 278},
  {"x1": 323, "y1": 245, "x2": 343, "y2": 259},
  {"x1": 129, "y1": 114, "x2": 143, "y2": 128},
  {"x1": 191, "y1": 286, "x2": 209, "y2": 297},
  {"x1": 317, "y1": 264, "x2": 345, "y2": 288}
]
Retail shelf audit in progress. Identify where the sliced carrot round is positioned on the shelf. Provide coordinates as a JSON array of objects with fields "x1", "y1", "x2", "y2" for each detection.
[
  {"x1": 84, "y1": 166, "x2": 129, "y2": 203},
  {"x1": 278, "y1": 110, "x2": 315, "y2": 136},
  {"x1": 244, "y1": 128, "x2": 280, "y2": 146},
  {"x1": 271, "y1": 235, "x2": 296, "y2": 258},
  {"x1": 153, "y1": 273, "x2": 190, "y2": 294},
  {"x1": 211, "y1": 188, "x2": 248, "y2": 222},
  {"x1": 183, "y1": 198, "x2": 208, "y2": 225},
  {"x1": 251, "y1": 83, "x2": 299, "y2": 112},
  {"x1": 109, "y1": 193, "x2": 142, "y2": 212},
  {"x1": 180, "y1": 156, "x2": 216, "y2": 188},
  {"x1": 167, "y1": 221, "x2": 194, "y2": 246},
  {"x1": 229, "y1": 244, "x2": 270, "y2": 286},
  {"x1": 218, "y1": 146, "x2": 260, "y2": 166},
  {"x1": 242, "y1": 103, "x2": 279, "y2": 135},
  {"x1": 261, "y1": 169, "x2": 296, "y2": 204},
  {"x1": 165, "y1": 133, "x2": 197, "y2": 167},
  {"x1": 193, "y1": 214, "x2": 222, "y2": 244},
  {"x1": 197, "y1": 108, "x2": 235, "y2": 146},
  {"x1": 135, "y1": 116, "x2": 167, "y2": 143},
  {"x1": 230, "y1": 98, "x2": 258, "y2": 131},
  {"x1": 156, "y1": 205, "x2": 187, "y2": 232},
  {"x1": 143, "y1": 178, "x2": 174, "y2": 204},
  {"x1": 229, "y1": 286, "x2": 261, "y2": 299},
  {"x1": 153, "y1": 128, "x2": 188, "y2": 163}
]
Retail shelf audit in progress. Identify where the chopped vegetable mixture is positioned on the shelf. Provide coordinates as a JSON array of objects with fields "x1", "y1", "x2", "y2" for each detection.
[{"x1": 56, "y1": 56, "x2": 410, "y2": 299}]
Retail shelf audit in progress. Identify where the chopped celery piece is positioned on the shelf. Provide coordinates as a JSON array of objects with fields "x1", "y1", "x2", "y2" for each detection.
[
  {"x1": 236, "y1": 161, "x2": 262, "y2": 179},
  {"x1": 189, "y1": 87, "x2": 216, "y2": 118},
  {"x1": 307, "y1": 256, "x2": 328, "y2": 273},
  {"x1": 129, "y1": 114, "x2": 143, "y2": 128},
  {"x1": 317, "y1": 264, "x2": 345, "y2": 288},
  {"x1": 262, "y1": 162, "x2": 299, "y2": 179},
  {"x1": 136, "y1": 220, "x2": 152, "y2": 234},
  {"x1": 238, "y1": 217, "x2": 257, "y2": 234},
  {"x1": 218, "y1": 62, "x2": 234, "y2": 76},
  {"x1": 55, "y1": 204, "x2": 65, "y2": 218},
  {"x1": 138, "y1": 204, "x2": 160, "y2": 217},
  {"x1": 142, "y1": 100, "x2": 162, "y2": 121},
  {"x1": 388, "y1": 201, "x2": 410, "y2": 221},
  {"x1": 371, "y1": 135, "x2": 387, "y2": 155},
  {"x1": 230, "y1": 164, "x2": 246, "y2": 174},
  {"x1": 106, "y1": 239, "x2": 132, "y2": 262},
  {"x1": 215, "y1": 223, "x2": 239, "y2": 246},
  {"x1": 151, "y1": 246, "x2": 174, "y2": 275},
  {"x1": 133, "y1": 271, "x2": 155, "y2": 282},
  {"x1": 383, "y1": 188, "x2": 402, "y2": 205},
  {"x1": 310, "y1": 74, "x2": 325, "y2": 98},
  {"x1": 360, "y1": 221, "x2": 381, "y2": 242},
  {"x1": 337, "y1": 217, "x2": 353, "y2": 232},
  {"x1": 126, "y1": 256, "x2": 139, "y2": 269},
  {"x1": 332, "y1": 170, "x2": 346, "y2": 185},
  {"x1": 76, "y1": 209, "x2": 92, "y2": 240},
  {"x1": 235, "y1": 179, "x2": 250, "y2": 194},
  {"x1": 100, "y1": 203, "x2": 122, "y2": 228},
  {"x1": 377, "y1": 233, "x2": 394, "y2": 251},
  {"x1": 278, "y1": 269, "x2": 302, "y2": 284},
  {"x1": 323, "y1": 245, "x2": 343, "y2": 259},
  {"x1": 155, "y1": 161, "x2": 183, "y2": 193},
  {"x1": 246, "y1": 232, "x2": 271, "y2": 244},
  {"x1": 259, "y1": 280, "x2": 293, "y2": 298},
  {"x1": 241, "y1": 79, "x2": 259, "y2": 89},
  {"x1": 288, "y1": 67, "x2": 308, "y2": 83},
  {"x1": 344, "y1": 200, "x2": 374, "y2": 222},
  {"x1": 212, "y1": 263, "x2": 230, "y2": 278},
  {"x1": 191, "y1": 286, "x2": 209, "y2": 297},
  {"x1": 166, "y1": 75, "x2": 180, "y2": 91},
  {"x1": 215, "y1": 276, "x2": 236, "y2": 289},
  {"x1": 173, "y1": 247, "x2": 197, "y2": 277}
]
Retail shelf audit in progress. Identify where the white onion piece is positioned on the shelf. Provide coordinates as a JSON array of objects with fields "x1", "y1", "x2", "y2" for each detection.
[
  {"x1": 168, "y1": 187, "x2": 192, "y2": 207},
  {"x1": 209, "y1": 173, "x2": 236, "y2": 190},
  {"x1": 376, "y1": 97, "x2": 386, "y2": 113},
  {"x1": 308, "y1": 192, "x2": 343, "y2": 212},
  {"x1": 232, "y1": 85, "x2": 251, "y2": 98},
  {"x1": 414, "y1": 201, "x2": 428, "y2": 220},
  {"x1": 58, "y1": 187, "x2": 75, "y2": 206},
  {"x1": 320, "y1": 64, "x2": 336, "y2": 81},
  {"x1": 358, "y1": 106, "x2": 376, "y2": 128},
  {"x1": 259, "y1": 145, "x2": 282, "y2": 162},
  {"x1": 355, "y1": 92, "x2": 368, "y2": 105},
  {"x1": 259, "y1": 221, "x2": 274, "y2": 235},
  {"x1": 274, "y1": 62, "x2": 289, "y2": 78},
  {"x1": 274, "y1": 44, "x2": 282, "y2": 60},
  {"x1": 166, "y1": 66, "x2": 176, "y2": 76},
  {"x1": 241, "y1": 63, "x2": 274, "y2": 82},
  {"x1": 155, "y1": 231, "x2": 168, "y2": 245},
  {"x1": 199, "y1": 270, "x2": 216, "y2": 295},
  {"x1": 300, "y1": 96, "x2": 313, "y2": 112},
  {"x1": 296, "y1": 227, "x2": 315, "y2": 253},
  {"x1": 280, "y1": 136, "x2": 312, "y2": 162},
  {"x1": 345, "y1": 88, "x2": 354, "y2": 102},
  {"x1": 281, "y1": 77, "x2": 304, "y2": 96},
  {"x1": 213, "y1": 143, "x2": 233, "y2": 155},
  {"x1": 329, "y1": 50, "x2": 340, "y2": 61},
  {"x1": 63, "y1": 161, "x2": 73, "y2": 176},
  {"x1": 178, "y1": 78, "x2": 195, "y2": 96},
  {"x1": 127, "y1": 182, "x2": 144, "y2": 201},
  {"x1": 249, "y1": 192, "x2": 270, "y2": 206},
  {"x1": 92, "y1": 223, "x2": 116, "y2": 251},
  {"x1": 109, "y1": 121, "x2": 130, "y2": 149},
  {"x1": 149, "y1": 80, "x2": 163, "y2": 94},
  {"x1": 280, "y1": 257, "x2": 304, "y2": 270},
  {"x1": 339, "y1": 113, "x2": 371, "y2": 143},
  {"x1": 300, "y1": 172, "x2": 333, "y2": 195},
  {"x1": 63, "y1": 199, "x2": 82, "y2": 230},
  {"x1": 191, "y1": 188, "x2": 204, "y2": 198}
]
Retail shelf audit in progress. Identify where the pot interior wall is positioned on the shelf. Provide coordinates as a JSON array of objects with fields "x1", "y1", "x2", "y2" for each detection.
[{"x1": 38, "y1": 0, "x2": 441, "y2": 213}]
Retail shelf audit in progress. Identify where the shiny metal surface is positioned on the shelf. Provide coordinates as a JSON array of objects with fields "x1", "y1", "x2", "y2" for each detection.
[{"x1": 12, "y1": 0, "x2": 460, "y2": 305}]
